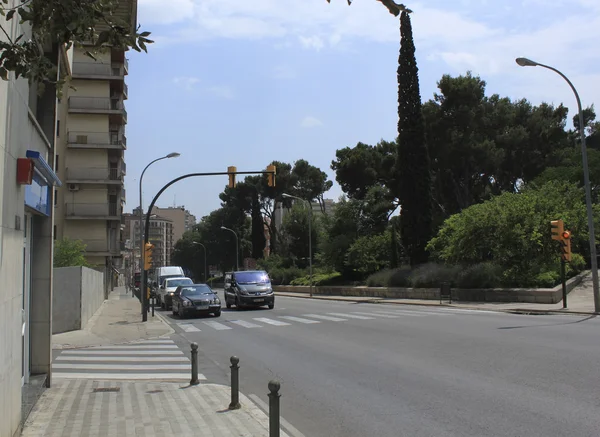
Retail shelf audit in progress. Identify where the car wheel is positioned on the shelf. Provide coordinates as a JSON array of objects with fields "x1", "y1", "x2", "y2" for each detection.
[
  {"x1": 226, "y1": 301, "x2": 232, "y2": 309},
  {"x1": 235, "y1": 298, "x2": 243, "y2": 311},
  {"x1": 268, "y1": 303, "x2": 274, "y2": 309},
  {"x1": 213, "y1": 310, "x2": 221, "y2": 317}
]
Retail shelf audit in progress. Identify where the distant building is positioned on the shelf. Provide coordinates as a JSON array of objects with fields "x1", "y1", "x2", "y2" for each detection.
[
  {"x1": 151, "y1": 206, "x2": 196, "y2": 243},
  {"x1": 124, "y1": 210, "x2": 174, "y2": 270},
  {"x1": 273, "y1": 198, "x2": 336, "y2": 229}
]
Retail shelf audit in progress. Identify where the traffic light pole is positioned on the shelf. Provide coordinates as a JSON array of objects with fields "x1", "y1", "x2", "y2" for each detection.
[
  {"x1": 561, "y1": 259, "x2": 567, "y2": 309},
  {"x1": 141, "y1": 168, "x2": 276, "y2": 322}
]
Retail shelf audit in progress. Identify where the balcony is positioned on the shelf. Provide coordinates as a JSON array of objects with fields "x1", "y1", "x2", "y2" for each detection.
[
  {"x1": 67, "y1": 131, "x2": 126, "y2": 150},
  {"x1": 66, "y1": 167, "x2": 123, "y2": 184},
  {"x1": 68, "y1": 97, "x2": 127, "y2": 124},
  {"x1": 72, "y1": 62, "x2": 125, "y2": 80},
  {"x1": 65, "y1": 203, "x2": 120, "y2": 220},
  {"x1": 121, "y1": 187, "x2": 126, "y2": 201},
  {"x1": 80, "y1": 239, "x2": 120, "y2": 255},
  {"x1": 123, "y1": 58, "x2": 129, "y2": 74}
]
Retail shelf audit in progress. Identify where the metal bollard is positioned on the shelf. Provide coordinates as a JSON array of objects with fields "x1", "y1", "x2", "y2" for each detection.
[
  {"x1": 268, "y1": 380, "x2": 281, "y2": 437},
  {"x1": 190, "y1": 342, "x2": 199, "y2": 385},
  {"x1": 228, "y1": 356, "x2": 241, "y2": 410}
]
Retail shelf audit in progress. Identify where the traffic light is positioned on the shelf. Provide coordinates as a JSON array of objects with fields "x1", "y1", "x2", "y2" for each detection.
[
  {"x1": 227, "y1": 166, "x2": 237, "y2": 188},
  {"x1": 550, "y1": 219, "x2": 564, "y2": 241},
  {"x1": 267, "y1": 164, "x2": 276, "y2": 187},
  {"x1": 561, "y1": 230, "x2": 572, "y2": 262},
  {"x1": 144, "y1": 242, "x2": 154, "y2": 270}
]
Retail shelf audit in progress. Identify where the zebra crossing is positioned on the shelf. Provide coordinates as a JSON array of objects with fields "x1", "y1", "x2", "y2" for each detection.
[
  {"x1": 52, "y1": 339, "x2": 204, "y2": 381},
  {"x1": 174, "y1": 307, "x2": 492, "y2": 334}
]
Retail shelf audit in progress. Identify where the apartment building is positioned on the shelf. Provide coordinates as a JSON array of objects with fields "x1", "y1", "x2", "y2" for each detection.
[
  {"x1": 53, "y1": 3, "x2": 136, "y2": 291},
  {"x1": 124, "y1": 211, "x2": 174, "y2": 271},
  {"x1": 151, "y1": 206, "x2": 196, "y2": 243},
  {"x1": 0, "y1": 19, "x2": 64, "y2": 437}
]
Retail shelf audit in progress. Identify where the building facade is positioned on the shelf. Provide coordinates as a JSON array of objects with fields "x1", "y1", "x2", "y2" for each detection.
[
  {"x1": 53, "y1": 2, "x2": 136, "y2": 291},
  {"x1": 150, "y1": 206, "x2": 196, "y2": 244},
  {"x1": 124, "y1": 211, "x2": 174, "y2": 271},
  {"x1": 0, "y1": 10, "x2": 63, "y2": 437}
]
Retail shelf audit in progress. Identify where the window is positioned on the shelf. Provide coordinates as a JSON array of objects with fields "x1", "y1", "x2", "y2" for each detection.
[
  {"x1": 56, "y1": 120, "x2": 60, "y2": 137},
  {"x1": 55, "y1": 154, "x2": 59, "y2": 171},
  {"x1": 53, "y1": 225, "x2": 57, "y2": 240},
  {"x1": 54, "y1": 189, "x2": 58, "y2": 206}
]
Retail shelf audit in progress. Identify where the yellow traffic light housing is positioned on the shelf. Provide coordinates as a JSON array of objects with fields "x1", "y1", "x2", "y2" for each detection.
[
  {"x1": 267, "y1": 164, "x2": 276, "y2": 187},
  {"x1": 561, "y1": 230, "x2": 572, "y2": 262},
  {"x1": 550, "y1": 219, "x2": 564, "y2": 241},
  {"x1": 227, "y1": 166, "x2": 237, "y2": 188},
  {"x1": 144, "y1": 242, "x2": 154, "y2": 270}
]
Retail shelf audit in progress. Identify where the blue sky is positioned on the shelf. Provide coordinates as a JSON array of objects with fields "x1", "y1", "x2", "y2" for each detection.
[{"x1": 125, "y1": 0, "x2": 600, "y2": 221}]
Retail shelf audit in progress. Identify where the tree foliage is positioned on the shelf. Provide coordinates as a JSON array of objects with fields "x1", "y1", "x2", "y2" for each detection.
[
  {"x1": 53, "y1": 237, "x2": 89, "y2": 267},
  {"x1": 0, "y1": 0, "x2": 153, "y2": 86},
  {"x1": 345, "y1": 230, "x2": 392, "y2": 275},
  {"x1": 396, "y1": 10, "x2": 432, "y2": 266},
  {"x1": 427, "y1": 181, "x2": 592, "y2": 286},
  {"x1": 280, "y1": 203, "x2": 320, "y2": 268}
]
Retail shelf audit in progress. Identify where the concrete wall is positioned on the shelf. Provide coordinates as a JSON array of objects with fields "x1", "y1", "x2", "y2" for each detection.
[
  {"x1": 53, "y1": 266, "x2": 104, "y2": 334},
  {"x1": 274, "y1": 272, "x2": 589, "y2": 304}
]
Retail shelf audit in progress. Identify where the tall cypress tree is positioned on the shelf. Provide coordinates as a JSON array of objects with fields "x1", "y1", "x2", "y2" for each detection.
[
  {"x1": 396, "y1": 10, "x2": 432, "y2": 266},
  {"x1": 251, "y1": 194, "x2": 266, "y2": 259}
]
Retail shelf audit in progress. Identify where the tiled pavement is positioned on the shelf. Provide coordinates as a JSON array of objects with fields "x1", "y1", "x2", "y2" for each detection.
[{"x1": 21, "y1": 380, "x2": 288, "y2": 437}]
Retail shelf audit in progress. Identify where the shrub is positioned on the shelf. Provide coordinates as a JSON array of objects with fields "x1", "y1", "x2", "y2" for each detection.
[
  {"x1": 290, "y1": 272, "x2": 342, "y2": 286},
  {"x1": 456, "y1": 262, "x2": 503, "y2": 288},
  {"x1": 268, "y1": 267, "x2": 304, "y2": 285},
  {"x1": 366, "y1": 267, "x2": 412, "y2": 287},
  {"x1": 409, "y1": 263, "x2": 461, "y2": 288}
]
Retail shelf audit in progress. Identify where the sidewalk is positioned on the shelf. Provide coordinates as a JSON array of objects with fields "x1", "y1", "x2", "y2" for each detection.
[
  {"x1": 21, "y1": 380, "x2": 288, "y2": 437},
  {"x1": 277, "y1": 271, "x2": 599, "y2": 315},
  {"x1": 23, "y1": 287, "x2": 290, "y2": 437},
  {"x1": 53, "y1": 286, "x2": 174, "y2": 349}
]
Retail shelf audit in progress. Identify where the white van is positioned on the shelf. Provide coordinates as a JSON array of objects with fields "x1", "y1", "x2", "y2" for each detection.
[{"x1": 152, "y1": 266, "x2": 185, "y2": 289}]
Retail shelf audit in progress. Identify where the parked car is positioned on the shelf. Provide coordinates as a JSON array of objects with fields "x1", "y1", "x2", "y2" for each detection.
[
  {"x1": 172, "y1": 284, "x2": 221, "y2": 318},
  {"x1": 159, "y1": 277, "x2": 193, "y2": 310},
  {"x1": 151, "y1": 266, "x2": 186, "y2": 295},
  {"x1": 224, "y1": 270, "x2": 274, "y2": 310}
]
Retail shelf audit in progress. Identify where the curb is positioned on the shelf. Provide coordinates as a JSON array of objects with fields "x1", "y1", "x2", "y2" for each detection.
[{"x1": 277, "y1": 292, "x2": 596, "y2": 316}]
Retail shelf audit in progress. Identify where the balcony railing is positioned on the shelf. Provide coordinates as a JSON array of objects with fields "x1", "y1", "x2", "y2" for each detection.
[
  {"x1": 67, "y1": 131, "x2": 126, "y2": 148},
  {"x1": 65, "y1": 203, "x2": 119, "y2": 218},
  {"x1": 80, "y1": 239, "x2": 109, "y2": 252},
  {"x1": 69, "y1": 97, "x2": 126, "y2": 113},
  {"x1": 72, "y1": 62, "x2": 125, "y2": 77},
  {"x1": 123, "y1": 82, "x2": 128, "y2": 97},
  {"x1": 66, "y1": 167, "x2": 123, "y2": 181},
  {"x1": 123, "y1": 58, "x2": 129, "y2": 73},
  {"x1": 121, "y1": 160, "x2": 126, "y2": 176}
]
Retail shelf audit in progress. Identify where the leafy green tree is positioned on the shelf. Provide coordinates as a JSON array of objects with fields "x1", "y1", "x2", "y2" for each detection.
[
  {"x1": 280, "y1": 203, "x2": 320, "y2": 268},
  {"x1": 427, "y1": 181, "x2": 594, "y2": 286},
  {"x1": 53, "y1": 237, "x2": 89, "y2": 267},
  {"x1": 345, "y1": 230, "x2": 392, "y2": 276},
  {"x1": 0, "y1": 0, "x2": 153, "y2": 86},
  {"x1": 396, "y1": 10, "x2": 432, "y2": 266}
]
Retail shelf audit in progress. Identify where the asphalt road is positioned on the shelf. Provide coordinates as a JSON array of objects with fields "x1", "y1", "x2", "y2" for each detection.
[{"x1": 163, "y1": 291, "x2": 600, "y2": 437}]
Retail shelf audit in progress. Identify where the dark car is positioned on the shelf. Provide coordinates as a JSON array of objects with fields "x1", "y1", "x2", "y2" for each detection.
[
  {"x1": 224, "y1": 270, "x2": 274, "y2": 310},
  {"x1": 172, "y1": 284, "x2": 221, "y2": 318}
]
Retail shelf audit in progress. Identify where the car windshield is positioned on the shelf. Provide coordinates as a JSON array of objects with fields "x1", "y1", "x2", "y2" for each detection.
[
  {"x1": 235, "y1": 272, "x2": 270, "y2": 284},
  {"x1": 181, "y1": 286, "x2": 213, "y2": 297},
  {"x1": 166, "y1": 278, "x2": 192, "y2": 288}
]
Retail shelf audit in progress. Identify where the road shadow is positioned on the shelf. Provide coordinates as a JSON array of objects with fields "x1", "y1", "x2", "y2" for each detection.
[{"x1": 498, "y1": 314, "x2": 597, "y2": 330}]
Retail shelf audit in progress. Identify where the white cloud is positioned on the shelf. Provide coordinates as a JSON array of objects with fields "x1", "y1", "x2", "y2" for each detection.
[
  {"x1": 207, "y1": 85, "x2": 235, "y2": 100},
  {"x1": 299, "y1": 35, "x2": 325, "y2": 51},
  {"x1": 173, "y1": 76, "x2": 200, "y2": 90},
  {"x1": 138, "y1": 0, "x2": 195, "y2": 25},
  {"x1": 301, "y1": 116, "x2": 323, "y2": 128}
]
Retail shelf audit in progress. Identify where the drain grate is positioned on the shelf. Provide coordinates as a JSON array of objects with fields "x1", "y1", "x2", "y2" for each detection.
[{"x1": 93, "y1": 387, "x2": 121, "y2": 393}]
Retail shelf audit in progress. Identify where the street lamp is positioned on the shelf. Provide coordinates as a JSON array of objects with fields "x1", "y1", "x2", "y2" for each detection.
[
  {"x1": 193, "y1": 242, "x2": 207, "y2": 283},
  {"x1": 516, "y1": 57, "x2": 599, "y2": 313},
  {"x1": 220, "y1": 226, "x2": 239, "y2": 271},
  {"x1": 139, "y1": 152, "x2": 180, "y2": 321},
  {"x1": 282, "y1": 193, "x2": 313, "y2": 298}
]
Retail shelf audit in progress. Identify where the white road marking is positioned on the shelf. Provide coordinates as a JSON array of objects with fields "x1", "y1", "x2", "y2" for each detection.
[
  {"x1": 230, "y1": 320, "x2": 262, "y2": 328},
  {"x1": 253, "y1": 317, "x2": 291, "y2": 326},
  {"x1": 303, "y1": 314, "x2": 347, "y2": 322},
  {"x1": 279, "y1": 316, "x2": 320, "y2": 324},
  {"x1": 326, "y1": 312, "x2": 374, "y2": 320},
  {"x1": 59, "y1": 350, "x2": 185, "y2": 356},
  {"x1": 55, "y1": 356, "x2": 190, "y2": 362},
  {"x1": 352, "y1": 311, "x2": 398, "y2": 318},
  {"x1": 52, "y1": 373, "x2": 202, "y2": 381},
  {"x1": 178, "y1": 324, "x2": 201, "y2": 332},
  {"x1": 52, "y1": 363, "x2": 191, "y2": 370},
  {"x1": 202, "y1": 321, "x2": 232, "y2": 330},
  {"x1": 76, "y1": 345, "x2": 178, "y2": 350},
  {"x1": 371, "y1": 310, "x2": 422, "y2": 317}
]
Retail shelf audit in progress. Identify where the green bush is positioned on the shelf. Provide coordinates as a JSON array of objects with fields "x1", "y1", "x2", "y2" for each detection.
[
  {"x1": 290, "y1": 272, "x2": 342, "y2": 286},
  {"x1": 366, "y1": 267, "x2": 411, "y2": 287},
  {"x1": 456, "y1": 262, "x2": 503, "y2": 288},
  {"x1": 409, "y1": 263, "x2": 462, "y2": 288},
  {"x1": 268, "y1": 267, "x2": 304, "y2": 285}
]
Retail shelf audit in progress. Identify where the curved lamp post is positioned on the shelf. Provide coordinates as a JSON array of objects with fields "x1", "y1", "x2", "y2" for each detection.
[
  {"x1": 282, "y1": 193, "x2": 313, "y2": 298},
  {"x1": 221, "y1": 226, "x2": 239, "y2": 271},
  {"x1": 193, "y1": 241, "x2": 208, "y2": 283},
  {"x1": 516, "y1": 57, "x2": 599, "y2": 313},
  {"x1": 139, "y1": 152, "x2": 180, "y2": 320}
]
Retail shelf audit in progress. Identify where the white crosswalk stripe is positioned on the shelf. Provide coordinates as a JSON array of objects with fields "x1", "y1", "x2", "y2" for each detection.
[
  {"x1": 52, "y1": 339, "x2": 203, "y2": 381},
  {"x1": 202, "y1": 320, "x2": 232, "y2": 330},
  {"x1": 327, "y1": 312, "x2": 375, "y2": 320},
  {"x1": 177, "y1": 323, "x2": 201, "y2": 332},
  {"x1": 372, "y1": 310, "x2": 423, "y2": 317},
  {"x1": 303, "y1": 314, "x2": 347, "y2": 321},
  {"x1": 352, "y1": 311, "x2": 399, "y2": 318},
  {"x1": 253, "y1": 317, "x2": 291, "y2": 326},
  {"x1": 279, "y1": 316, "x2": 321, "y2": 324},
  {"x1": 230, "y1": 320, "x2": 262, "y2": 328}
]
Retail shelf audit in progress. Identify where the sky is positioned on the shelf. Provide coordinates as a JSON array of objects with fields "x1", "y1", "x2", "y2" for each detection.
[{"x1": 125, "y1": 0, "x2": 600, "y2": 222}]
